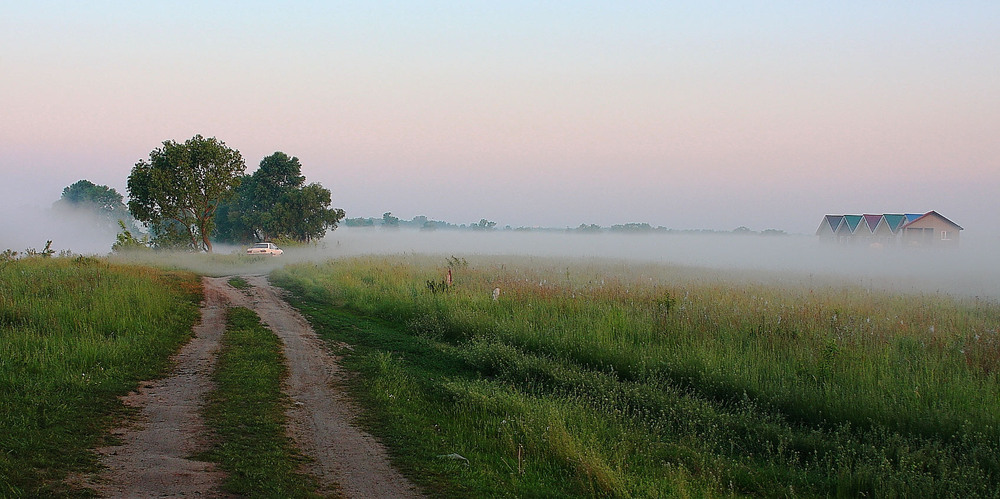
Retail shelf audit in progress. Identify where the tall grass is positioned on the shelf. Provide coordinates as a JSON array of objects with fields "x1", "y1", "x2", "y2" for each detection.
[
  {"x1": 273, "y1": 255, "x2": 1000, "y2": 497},
  {"x1": 0, "y1": 256, "x2": 201, "y2": 496}
]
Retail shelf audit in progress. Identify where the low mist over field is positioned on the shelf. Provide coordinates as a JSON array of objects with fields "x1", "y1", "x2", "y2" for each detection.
[
  {"x1": 6, "y1": 205, "x2": 999, "y2": 301},
  {"x1": 323, "y1": 228, "x2": 1000, "y2": 300},
  {"x1": 0, "y1": 203, "x2": 123, "y2": 255}
]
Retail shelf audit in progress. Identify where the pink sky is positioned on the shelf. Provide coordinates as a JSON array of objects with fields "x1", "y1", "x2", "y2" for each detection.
[{"x1": 2, "y1": 2, "x2": 998, "y2": 239}]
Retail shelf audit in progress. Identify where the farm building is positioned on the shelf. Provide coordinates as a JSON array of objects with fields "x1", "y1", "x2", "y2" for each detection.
[{"x1": 816, "y1": 211, "x2": 962, "y2": 247}]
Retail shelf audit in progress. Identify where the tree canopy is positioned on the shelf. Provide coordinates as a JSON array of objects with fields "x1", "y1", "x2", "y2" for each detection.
[
  {"x1": 55, "y1": 180, "x2": 139, "y2": 232},
  {"x1": 59, "y1": 180, "x2": 124, "y2": 211},
  {"x1": 214, "y1": 152, "x2": 345, "y2": 244},
  {"x1": 127, "y1": 135, "x2": 245, "y2": 252}
]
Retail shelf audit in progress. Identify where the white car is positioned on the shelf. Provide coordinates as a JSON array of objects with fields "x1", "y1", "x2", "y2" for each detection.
[{"x1": 246, "y1": 242, "x2": 283, "y2": 256}]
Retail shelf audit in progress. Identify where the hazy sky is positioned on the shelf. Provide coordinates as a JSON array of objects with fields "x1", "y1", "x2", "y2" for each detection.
[{"x1": 2, "y1": 1, "x2": 998, "y2": 237}]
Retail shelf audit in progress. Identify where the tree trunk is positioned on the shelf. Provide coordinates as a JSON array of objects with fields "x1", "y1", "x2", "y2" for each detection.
[{"x1": 201, "y1": 220, "x2": 213, "y2": 252}]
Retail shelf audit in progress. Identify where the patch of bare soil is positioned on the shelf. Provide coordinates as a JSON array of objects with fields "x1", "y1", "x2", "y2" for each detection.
[
  {"x1": 223, "y1": 274, "x2": 421, "y2": 498},
  {"x1": 89, "y1": 277, "x2": 231, "y2": 498}
]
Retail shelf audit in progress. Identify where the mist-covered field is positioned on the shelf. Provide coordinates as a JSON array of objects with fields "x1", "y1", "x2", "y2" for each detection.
[
  {"x1": 58, "y1": 224, "x2": 997, "y2": 301},
  {"x1": 314, "y1": 228, "x2": 1000, "y2": 301},
  {"x1": 9, "y1": 198, "x2": 999, "y2": 303}
]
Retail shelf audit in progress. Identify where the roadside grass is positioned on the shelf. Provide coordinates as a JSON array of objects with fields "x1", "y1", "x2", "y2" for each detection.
[
  {"x1": 201, "y1": 306, "x2": 322, "y2": 498},
  {"x1": 0, "y1": 256, "x2": 201, "y2": 496},
  {"x1": 272, "y1": 255, "x2": 1000, "y2": 498},
  {"x1": 109, "y1": 250, "x2": 286, "y2": 277}
]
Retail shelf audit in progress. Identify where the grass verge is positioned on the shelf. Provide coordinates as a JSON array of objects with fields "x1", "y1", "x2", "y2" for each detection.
[
  {"x1": 0, "y1": 256, "x2": 201, "y2": 496},
  {"x1": 201, "y1": 306, "x2": 322, "y2": 498},
  {"x1": 272, "y1": 255, "x2": 1000, "y2": 498}
]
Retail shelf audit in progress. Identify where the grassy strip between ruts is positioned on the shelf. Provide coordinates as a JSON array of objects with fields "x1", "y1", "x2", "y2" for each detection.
[
  {"x1": 227, "y1": 275, "x2": 251, "y2": 290},
  {"x1": 0, "y1": 256, "x2": 202, "y2": 497},
  {"x1": 271, "y1": 255, "x2": 1000, "y2": 498},
  {"x1": 200, "y1": 306, "x2": 323, "y2": 498}
]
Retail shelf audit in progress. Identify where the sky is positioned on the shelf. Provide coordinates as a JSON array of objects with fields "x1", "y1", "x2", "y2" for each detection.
[{"x1": 2, "y1": 1, "x2": 998, "y2": 241}]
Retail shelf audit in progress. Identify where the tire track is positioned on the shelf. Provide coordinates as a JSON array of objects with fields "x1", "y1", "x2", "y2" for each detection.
[{"x1": 221, "y1": 274, "x2": 421, "y2": 498}]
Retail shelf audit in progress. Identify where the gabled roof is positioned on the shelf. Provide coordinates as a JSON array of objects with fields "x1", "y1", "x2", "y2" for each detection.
[
  {"x1": 882, "y1": 214, "x2": 907, "y2": 232},
  {"x1": 841, "y1": 215, "x2": 863, "y2": 233},
  {"x1": 904, "y1": 210, "x2": 964, "y2": 230},
  {"x1": 819, "y1": 211, "x2": 963, "y2": 237},
  {"x1": 824, "y1": 215, "x2": 844, "y2": 232},
  {"x1": 863, "y1": 214, "x2": 882, "y2": 232}
]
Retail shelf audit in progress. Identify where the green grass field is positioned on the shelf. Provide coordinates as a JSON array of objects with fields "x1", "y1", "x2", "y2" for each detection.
[
  {"x1": 4, "y1": 251, "x2": 998, "y2": 497},
  {"x1": 272, "y1": 255, "x2": 1000, "y2": 497},
  {"x1": 0, "y1": 256, "x2": 202, "y2": 496}
]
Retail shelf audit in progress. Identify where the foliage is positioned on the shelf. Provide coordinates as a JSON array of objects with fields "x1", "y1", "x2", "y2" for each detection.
[
  {"x1": 22, "y1": 240, "x2": 55, "y2": 258},
  {"x1": 344, "y1": 217, "x2": 376, "y2": 227},
  {"x1": 215, "y1": 152, "x2": 345, "y2": 244},
  {"x1": 273, "y1": 183, "x2": 345, "y2": 242},
  {"x1": 201, "y1": 307, "x2": 320, "y2": 497},
  {"x1": 382, "y1": 212, "x2": 400, "y2": 228},
  {"x1": 608, "y1": 222, "x2": 654, "y2": 232},
  {"x1": 425, "y1": 279, "x2": 450, "y2": 294},
  {"x1": 273, "y1": 256, "x2": 1000, "y2": 498},
  {"x1": 446, "y1": 255, "x2": 468, "y2": 269},
  {"x1": 471, "y1": 219, "x2": 497, "y2": 230},
  {"x1": 0, "y1": 257, "x2": 201, "y2": 496},
  {"x1": 127, "y1": 134, "x2": 246, "y2": 252},
  {"x1": 55, "y1": 179, "x2": 140, "y2": 233},
  {"x1": 111, "y1": 219, "x2": 151, "y2": 253}
]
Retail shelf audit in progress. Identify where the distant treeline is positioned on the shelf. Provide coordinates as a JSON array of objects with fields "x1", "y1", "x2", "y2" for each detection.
[{"x1": 345, "y1": 214, "x2": 786, "y2": 236}]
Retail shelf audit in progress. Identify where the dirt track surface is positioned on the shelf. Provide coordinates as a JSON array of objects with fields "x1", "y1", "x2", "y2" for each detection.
[
  {"x1": 91, "y1": 279, "x2": 230, "y2": 498},
  {"x1": 223, "y1": 275, "x2": 421, "y2": 498},
  {"x1": 92, "y1": 275, "x2": 420, "y2": 498}
]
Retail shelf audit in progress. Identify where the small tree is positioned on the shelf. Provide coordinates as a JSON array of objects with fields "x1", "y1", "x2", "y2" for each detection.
[{"x1": 111, "y1": 220, "x2": 151, "y2": 252}]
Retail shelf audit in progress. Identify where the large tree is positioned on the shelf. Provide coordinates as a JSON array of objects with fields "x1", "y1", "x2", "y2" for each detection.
[
  {"x1": 215, "y1": 152, "x2": 345, "y2": 244},
  {"x1": 127, "y1": 135, "x2": 245, "y2": 252}
]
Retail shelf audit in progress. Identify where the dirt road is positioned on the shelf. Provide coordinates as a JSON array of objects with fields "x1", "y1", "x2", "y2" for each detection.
[
  {"x1": 91, "y1": 275, "x2": 420, "y2": 498},
  {"x1": 90, "y1": 279, "x2": 230, "y2": 498}
]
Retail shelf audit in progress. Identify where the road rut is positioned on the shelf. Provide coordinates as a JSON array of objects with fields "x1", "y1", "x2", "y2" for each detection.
[{"x1": 92, "y1": 275, "x2": 420, "y2": 498}]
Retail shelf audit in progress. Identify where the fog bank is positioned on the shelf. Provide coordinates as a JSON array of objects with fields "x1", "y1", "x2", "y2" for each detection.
[
  {"x1": 8, "y1": 215, "x2": 998, "y2": 301},
  {"x1": 323, "y1": 228, "x2": 1000, "y2": 300}
]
